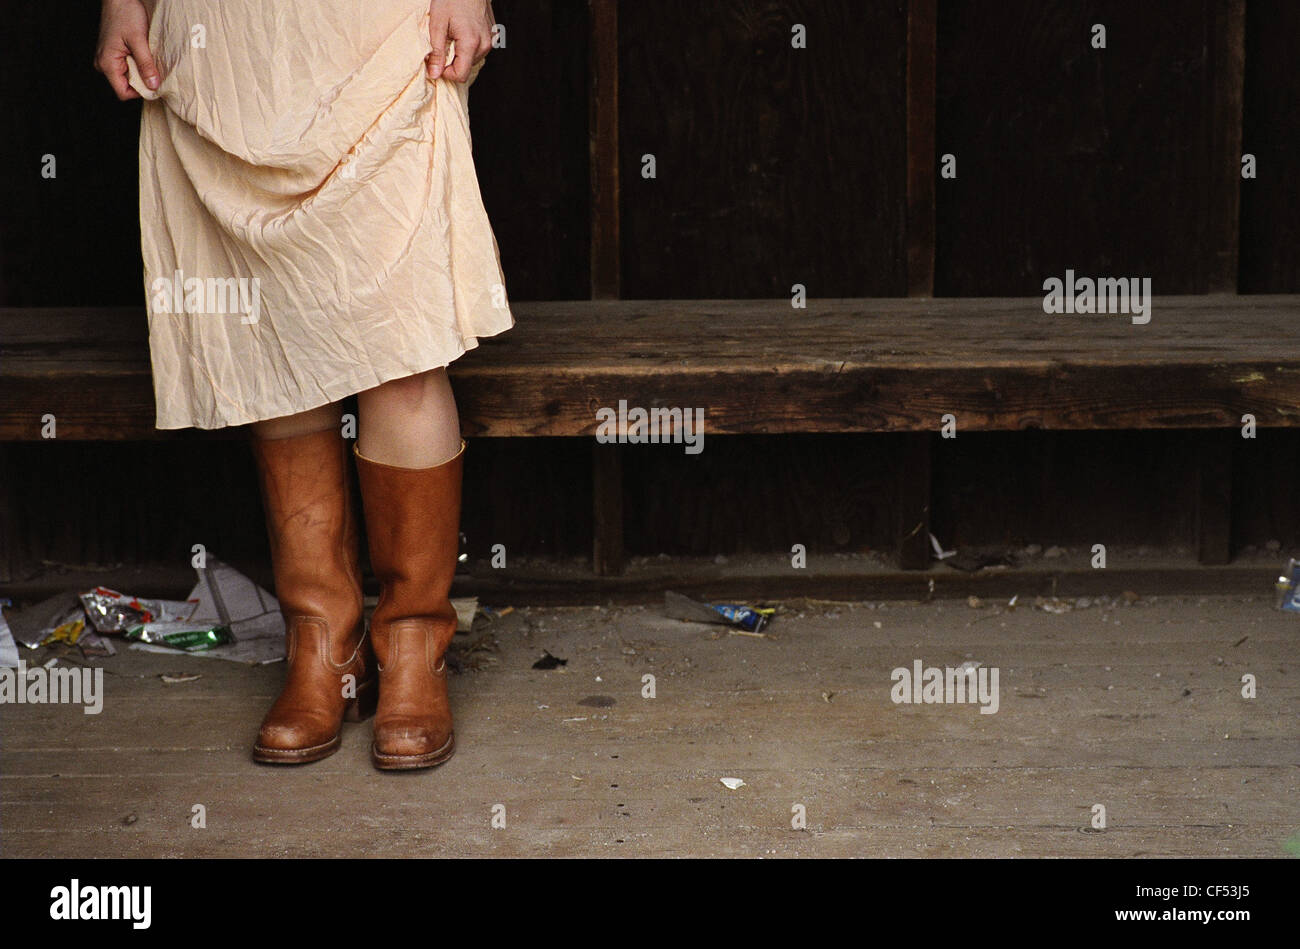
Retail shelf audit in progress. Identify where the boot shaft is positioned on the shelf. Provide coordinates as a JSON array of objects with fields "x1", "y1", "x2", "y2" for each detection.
[
  {"x1": 353, "y1": 440, "x2": 464, "y2": 659},
  {"x1": 249, "y1": 426, "x2": 364, "y2": 650}
]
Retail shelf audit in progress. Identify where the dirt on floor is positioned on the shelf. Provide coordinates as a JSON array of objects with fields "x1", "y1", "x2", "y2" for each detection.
[{"x1": 2, "y1": 593, "x2": 1297, "y2": 857}]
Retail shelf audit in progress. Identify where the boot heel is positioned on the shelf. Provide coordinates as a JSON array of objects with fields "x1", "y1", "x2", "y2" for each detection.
[{"x1": 344, "y1": 674, "x2": 378, "y2": 722}]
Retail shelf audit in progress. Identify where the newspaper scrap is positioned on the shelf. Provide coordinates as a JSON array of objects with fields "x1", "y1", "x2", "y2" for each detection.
[
  {"x1": 130, "y1": 558, "x2": 284, "y2": 664},
  {"x1": 0, "y1": 610, "x2": 19, "y2": 668}
]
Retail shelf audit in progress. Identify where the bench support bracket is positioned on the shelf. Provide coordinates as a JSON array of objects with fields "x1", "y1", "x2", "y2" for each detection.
[
  {"x1": 592, "y1": 441, "x2": 625, "y2": 576},
  {"x1": 1195, "y1": 429, "x2": 1235, "y2": 565},
  {"x1": 896, "y1": 432, "x2": 932, "y2": 570}
]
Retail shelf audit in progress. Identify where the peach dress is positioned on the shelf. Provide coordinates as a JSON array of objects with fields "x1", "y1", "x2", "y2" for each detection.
[{"x1": 128, "y1": 0, "x2": 514, "y2": 429}]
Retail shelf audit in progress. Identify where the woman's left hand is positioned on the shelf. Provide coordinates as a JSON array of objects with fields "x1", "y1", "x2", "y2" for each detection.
[{"x1": 427, "y1": 0, "x2": 495, "y2": 82}]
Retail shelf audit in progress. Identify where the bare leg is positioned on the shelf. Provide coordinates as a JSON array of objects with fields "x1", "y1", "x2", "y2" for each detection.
[
  {"x1": 356, "y1": 368, "x2": 461, "y2": 467},
  {"x1": 250, "y1": 401, "x2": 343, "y2": 440}
]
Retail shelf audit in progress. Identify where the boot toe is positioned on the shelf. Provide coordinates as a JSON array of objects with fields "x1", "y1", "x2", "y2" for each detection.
[
  {"x1": 255, "y1": 712, "x2": 339, "y2": 758},
  {"x1": 374, "y1": 719, "x2": 453, "y2": 758}
]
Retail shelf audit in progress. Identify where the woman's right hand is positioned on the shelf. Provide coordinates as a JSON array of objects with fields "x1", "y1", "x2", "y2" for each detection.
[{"x1": 94, "y1": 0, "x2": 160, "y2": 100}]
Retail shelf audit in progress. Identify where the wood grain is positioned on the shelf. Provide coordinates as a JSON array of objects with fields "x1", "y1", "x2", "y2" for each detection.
[
  {"x1": 906, "y1": 0, "x2": 937, "y2": 297},
  {"x1": 617, "y1": 0, "x2": 908, "y2": 297},
  {"x1": 3, "y1": 297, "x2": 1298, "y2": 440},
  {"x1": 936, "y1": 1, "x2": 1226, "y2": 294}
]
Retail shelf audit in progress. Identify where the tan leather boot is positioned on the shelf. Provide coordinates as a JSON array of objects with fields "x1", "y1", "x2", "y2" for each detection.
[
  {"x1": 249, "y1": 426, "x2": 376, "y2": 764},
  {"x1": 353, "y1": 439, "x2": 464, "y2": 770}
]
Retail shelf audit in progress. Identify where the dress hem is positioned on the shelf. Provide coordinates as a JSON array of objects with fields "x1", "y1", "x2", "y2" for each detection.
[{"x1": 152, "y1": 318, "x2": 514, "y2": 431}]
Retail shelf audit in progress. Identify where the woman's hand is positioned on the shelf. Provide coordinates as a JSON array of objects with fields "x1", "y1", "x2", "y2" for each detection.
[
  {"x1": 94, "y1": 0, "x2": 159, "y2": 100},
  {"x1": 427, "y1": 0, "x2": 495, "y2": 82}
]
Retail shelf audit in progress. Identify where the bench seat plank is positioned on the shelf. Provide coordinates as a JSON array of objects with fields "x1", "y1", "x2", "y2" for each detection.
[{"x1": 2, "y1": 297, "x2": 1297, "y2": 440}]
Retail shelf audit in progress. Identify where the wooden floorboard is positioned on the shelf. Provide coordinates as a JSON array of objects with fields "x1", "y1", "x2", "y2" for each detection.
[{"x1": 3, "y1": 595, "x2": 1295, "y2": 857}]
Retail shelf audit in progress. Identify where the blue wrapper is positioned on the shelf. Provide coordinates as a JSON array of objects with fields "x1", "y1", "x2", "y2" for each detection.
[
  {"x1": 1277, "y1": 559, "x2": 1300, "y2": 613},
  {"x1": 711, "y1": 603, "x2": 769, "y2": 632}
]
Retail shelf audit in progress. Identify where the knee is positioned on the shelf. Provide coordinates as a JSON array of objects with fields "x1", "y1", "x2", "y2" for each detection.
[{"x1": 366, "y1": 368, "x2": 448, "y2": 411}]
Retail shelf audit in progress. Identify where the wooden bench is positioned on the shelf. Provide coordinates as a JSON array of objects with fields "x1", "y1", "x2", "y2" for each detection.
[{"x1": 3, "y1": 296, "x2": 1298, "y2": 580}]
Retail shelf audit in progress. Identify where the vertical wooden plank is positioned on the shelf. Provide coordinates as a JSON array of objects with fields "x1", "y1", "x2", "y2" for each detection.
[
  {"x1": 471, "y1": 1, "x2": 593, "y2": 300},
  {"x1": 589, "y1": 1, "x2": 621, "y2": 570},
  {"x1": 592, "y1": 441, "x2": 624, "y2": 576},
  {"x1": 906, "y1": 0, "x2": 937, "y2": 297},
  {"x1": 1206, "y1": 0, "x2": 1246, "y2": 292},
  {"x1": 896, "y1": 433, "x2": 932, "y2": 570},
  {"x1": 0, "y1": 444, "x2": 18, "y2": 583},
  {"x1": 1239, "y1": 0, "x2": 1300, "y2": 291},
  {"x1": 588, "y1": 0, "x2": 620, "y2": 299},
  {"x1": 1196, "y1": 429, "x2": 1235, "y2": 565}
]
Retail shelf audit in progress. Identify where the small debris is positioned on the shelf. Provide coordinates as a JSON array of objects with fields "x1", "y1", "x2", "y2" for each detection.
[
  {"x1": 532, "y1": 650, "x2": 568, "y2": 670},
  {"x1": 1034, "y1": 596, "x2": 1072, "y2": 614},
  {"x1": 663, "y1": 591, "x2": 772, "y2": 633},
  {"x1": 159, "y1": 673, "x2": 202, "y2": 685},
  {"x1": 1121, "y1": 590, "x2": 1140, "y2": 606},
  {"x1": 451, "y1": 596, "x2": 479, "y2": 633},
  {"x1": 122, "y1": 813, "x2": 138, "y2": 826},
  {"x1": 447, "y1": 634, "x2": 500, "y2": 673},
  {"x1": 967, "y1": 595, "x2": 983, "y2": 609},
  {"x1": 929, "y1": 533, "x2": 956, "y2": 560},
  {"x1": 40, "y1": 618, "x2": 86, "y2": 648},
  {"x1": 822, "y1": 691, "x2": 835, "y2": 703},
  {"x1": 578, "y1": 695, "x2": 617, "y2": 708},
  {"x1": 729, "y1": 628, "x2": 774, "y2": 640},
  {"x1": 1276, "y1": 559, "x2": 1300, "y2": 612},
  {"x1": 720, "y1": 777, "x2": 745, "y2": 791}
]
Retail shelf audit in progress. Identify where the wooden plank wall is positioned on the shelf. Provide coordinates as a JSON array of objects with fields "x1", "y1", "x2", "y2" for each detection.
[
  {"x1": 1239, "y1": 0, "x2": 1300, "y2": 291},
  {"x1": 1, "y1": 0, "x2": 1297, "y2": 573},
  {"x1": 935, "y1": 0, "x2": 1241, "y2": 294},
  {"x1": 617, "y1": 0, "x2": 908, "y2": 298}
]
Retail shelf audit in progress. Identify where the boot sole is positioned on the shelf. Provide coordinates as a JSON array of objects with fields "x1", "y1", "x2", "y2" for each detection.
[
  {"x1": 371, "y1": 732, "x2": 455, "y2": 771},
  {"x1": 252, "y1": 734, "x2": 342, "y2": 765}
]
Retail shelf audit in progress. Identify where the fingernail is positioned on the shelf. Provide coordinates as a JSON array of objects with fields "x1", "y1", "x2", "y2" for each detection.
[{"x1": 147, "y1": 75, "x2": 159, "y2": 89}]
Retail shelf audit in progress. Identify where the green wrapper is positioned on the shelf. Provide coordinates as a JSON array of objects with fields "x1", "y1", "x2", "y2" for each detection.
[{"x1": 123, "y1": 621, "x2": 234, "y2": 651}]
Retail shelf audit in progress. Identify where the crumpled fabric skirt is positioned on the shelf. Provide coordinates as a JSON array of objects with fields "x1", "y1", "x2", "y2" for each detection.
[{"x1": 131, "y1": 0, "x2": 514, "y2": 430}]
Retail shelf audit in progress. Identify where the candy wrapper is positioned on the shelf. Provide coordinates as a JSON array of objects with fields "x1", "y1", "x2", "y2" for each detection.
[
  {"x1": 79, "y1": 586, "x2": 198, "y2": 634},
  {"x1": 80, "y1": 586, "x2": 231, "y2": 651},
  {"x1": 1275, "y1": 559, "x2": 1300, "y2": 613},
  {"x1": 711, "y1": 602, "x2": 773, "y2": 633},
  {"x1": 663, "y1": 591, "x2": 775, "y2": 633},
  {"x1": 123, "y1": 620, "x2": 234, "y2": 651}
]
